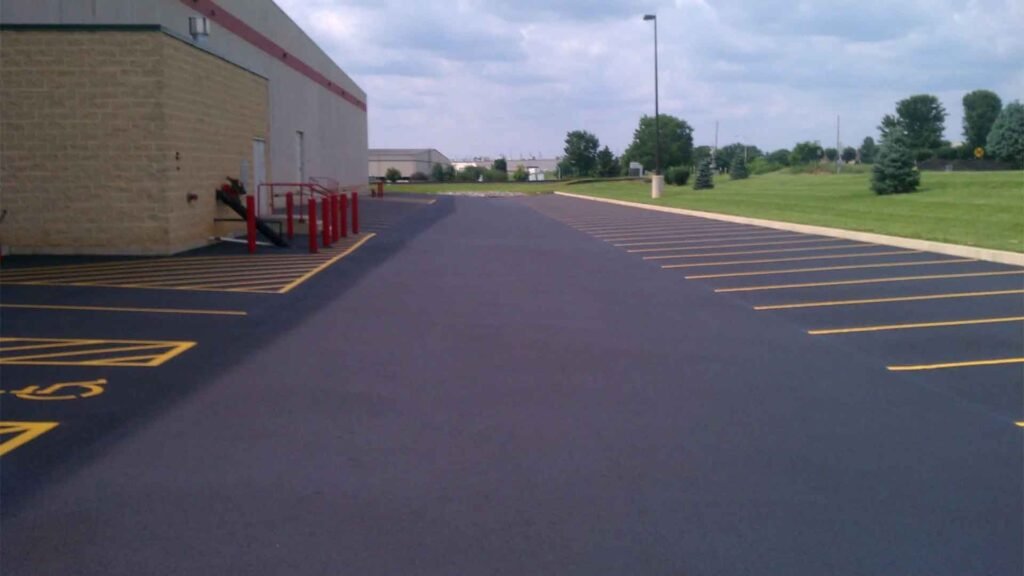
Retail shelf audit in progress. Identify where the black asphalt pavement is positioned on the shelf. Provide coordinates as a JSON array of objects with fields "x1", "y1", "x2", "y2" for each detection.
[{"x1": 1, "y1": 194, "x2": 1020, "y2": 575}]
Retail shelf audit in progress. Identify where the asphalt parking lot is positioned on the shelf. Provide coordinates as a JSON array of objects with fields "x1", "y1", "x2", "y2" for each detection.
[{"x1": 1, "y1": 193, "x2": 1020, "y2": 575}]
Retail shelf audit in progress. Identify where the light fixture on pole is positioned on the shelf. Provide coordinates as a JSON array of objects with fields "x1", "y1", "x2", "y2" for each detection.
[{"x1": 643, "y1": 14, "x2": 663, "y2": 199}]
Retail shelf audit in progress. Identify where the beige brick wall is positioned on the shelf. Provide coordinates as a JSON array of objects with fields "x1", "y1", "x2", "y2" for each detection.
[{"x1": 0, "y1": 29, "x2": 268, "y2": 255}]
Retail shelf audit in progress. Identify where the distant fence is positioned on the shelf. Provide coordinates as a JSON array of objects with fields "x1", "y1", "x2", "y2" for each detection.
[{"x1": 917, "y1": 159, "x2": 1020, "y2": 171}]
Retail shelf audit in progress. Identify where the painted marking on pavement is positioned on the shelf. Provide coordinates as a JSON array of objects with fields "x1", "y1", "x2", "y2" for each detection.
[
  {"x1": 661, "y1": 250, "x2": 920, "y2": 269},
  {"x1": 715, "y1": 270, "x2": 1024, "y2": 292},
  {"x1": 0, "y1": 304, "x2": 247, "y2": 316},
  {"x1": 627, "y1": 238, "x2": 848, "y2": 253},
  {"x1": 0, "y1": 337, "x2": 196, "y2": 367},
  {"x1": 887, "y1": 358, "x2": 1024, "y2": 372},
  {"x1": 808, "y1": 316, "x2": 1024, "y2": 335},
  {"x1": 615, "y1": 232, "x2": 803, "y2": 247},
  {"x1": 644, "y1": 243, "x2": 870, "y2": 261},
  {"x1": 755, "y1": 289, "x2": 1024, "y2": 310},
  {"x1": 280, "y1": 233, "x2": 376, "y2": 293},
  {"x1": 590, "y1": 224, "x2": 748, "y2": 238},
  {"x1": 1016, "y1": 422, "x2": 1024, "y2": 428},
  {"x1": 684, "y1": 259, "x2": 977, "y2": 279},
  {"x1": 600, "y1": 228, "x2": 772, "y2": 241},
  {"x1": 0, "y1": 421, "x2": 60, "y2": 456}
]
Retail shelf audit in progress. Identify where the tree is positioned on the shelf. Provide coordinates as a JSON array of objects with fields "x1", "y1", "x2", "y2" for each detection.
[
  {"x1": 563, "y1": 130, "x2": 600, "y2": 177},
  {"x1": 790, "y1": 141, "x2": 823, "y2": 164},
  {"x1": 824, "y1": 148, "x2": 838, "y2": 162},
  {"x1": 962, "y1": 90, "x2": 1002, "y2": 150},
  {"x1": 692, "y1": 145, "x2": 713, "y2": 168},
  {"x1": 987, "y1": 100, "x2": 1024, "y2": 165},
  {"x1": 385, "y1": 167, "x2": 401, "y2": 182},
  {"x1": 730, "y1": 155, "x2": 749, "y2": 180},
  {"x1": 714, "y1": 143, "x2": 759, "y2": 173},
  {"x1": 431, "y1": 163, "x2": 446, "y2": 182},
  {"x1": 693, "y1": 159, "x2": 714, "y2": 190},
  {"x1": 871, "y1": 135, "x2": 919, "y2": 195},
  {"x1": 594, "y1": 146, "x2": 620, "y2": 177},
  {"x1": 885, "y1": 94, "x2": 947, "y2": 151},
  {"x1": 444, "y1": 165, "x2": 456, "y2": 182},
  {"x1": 512, "y1": 165, "x2": 529, "y2": 182},
  {"x1": 622, "y1": 114, "x2": 694, "y2": 175},
  {"x1": 841, "y1": 147, "x2": 857, "y2": 163},
  {"x1": 859, "y1": 137, "x2": 878, "y2": 164},
  {"x1": 767, "y1": 149, "x2": 791, "y2": 166},
  {"x1": 457, "y1": 165, "x2": 483, "y2": 182},
  {"x1": 492, "y1": 157, "x2": 508, "y2": 173}
]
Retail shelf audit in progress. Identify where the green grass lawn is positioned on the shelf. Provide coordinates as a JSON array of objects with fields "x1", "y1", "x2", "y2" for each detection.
[{"x1": 565, "y1": 171, "x2": 1024, "y2": 253}]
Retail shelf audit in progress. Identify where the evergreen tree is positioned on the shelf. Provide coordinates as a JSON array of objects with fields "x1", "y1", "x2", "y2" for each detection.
[
  {"x1": 693, "y1": 159, "x2": 714, "y2": 190},
  {"x1": 987, "y1": 101, "x2": 1024, "y2": 166},
  {"x1": 871, "y1": 136, "x2": 919, "y2": 195},
  {"x1": 730, "y1": 155, "x2": 749, "y2": 180}
]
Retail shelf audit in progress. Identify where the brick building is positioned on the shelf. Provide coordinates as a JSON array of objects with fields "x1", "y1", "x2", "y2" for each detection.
[{"x1": 0, "y1": 0, "x2": 368, "y2": 255}]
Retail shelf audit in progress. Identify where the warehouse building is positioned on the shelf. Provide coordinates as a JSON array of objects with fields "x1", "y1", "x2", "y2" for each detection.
[
  {"x1": 0, "y1": 0, "x2": 368, "y2": 255},
  {"x1": 369, "y1": 149, "x2": 451, "y2": 180}
]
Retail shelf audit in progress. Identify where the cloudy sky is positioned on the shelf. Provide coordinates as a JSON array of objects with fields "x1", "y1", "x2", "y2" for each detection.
[{"x1": 276, "y1": 0, "x2": 1023, "y2": 159}]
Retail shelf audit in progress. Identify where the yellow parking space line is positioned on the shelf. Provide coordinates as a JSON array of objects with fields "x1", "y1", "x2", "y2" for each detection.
[
  {"x1": 600, "y1": 228, "x2": 762, "y2": 241},
  {"x1": 685, "y1": 259, "x2": 977, "y2": 279},
  {"x1": 21, "y1": 282, "x2": 282, "y2": 295},
  {"x1": 716, "y1": 270, "x2": 1024, "y2": 292},
  {"x1": 662, "y1": 250, "x2": 920, "y2": 269},
  {"x1": 280, "y1": 233, "x2": 376, "y2": 293},
  {"x1": 0, "y1": 421, "x2": 60, "y2": 457},
  {"x1": 576, "y1": 220, "x2": 718, "y2": 230},
  {"x1": 644, "y1": 243, "x2": 869, "y2": 261},
  {"x1": 755, "y1": 289, "x2": 1024, "y2": 310},
  {"x1": 627, "y1": 238, "x2": 847, "y2": 254},
  {"x1": 616, "y1": 233, "x2": 804, "y2": 248},
  {"x1": 128, "y1": 270, "x2": 317, "y2": 288},
  {"x1": 0, "y1": 304, "x2": 247, "y2": 316},
  {"x1": 590, "y1": 224, "x2": 747, "y2": 238},
  {"x1": 1016, "y1": 422, "x2": 1024, "y2": 428},
  {"x1": 809, "y1": 316, "x2": 1024, "y2": 335},
  {"x1": 4, "y1": 343, "x2": 181, "y2": 362},
  {"x1": 181, "y1": 279, "x2": 299, "y2": 290},
  {"x1": 887, "y1": 358, "x2": 1024, "y2": 372}
]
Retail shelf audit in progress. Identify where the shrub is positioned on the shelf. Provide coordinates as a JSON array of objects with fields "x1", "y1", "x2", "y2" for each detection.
[
  {"x1": 385, "y1": 167, "x2": 401, "y2": 182},
  {"x1": 512, "y1": 165, "x2": 529, "y2": 182},
  {"x1": 987, "y1": 100, "x2": 1024, "y2": 166},
  {"x1": 871, "y1": 138, "x2": 920, "y2": 195},
  {"x1": 749, "y1": 158, "x2": 783, "y2": 175},
  {"x1": 665, "y1": 166, "x2": 690, "y2": 186},
  {"x1": 409, "y1": 171, "x2": 428, "y2": 181},
  {"x1": 730, "y1": 156, "x2": 749, "y2": 180},
  {"x1": 693, "y1": 159, "x2": 714, "y2": 190}
]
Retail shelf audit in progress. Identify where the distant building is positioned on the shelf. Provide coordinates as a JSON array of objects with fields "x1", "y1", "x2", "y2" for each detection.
[
  {"x1": 628, "y1": 162, "x2": 645, "y2": 177},
  {"x1": 506, "y1": 158, "x2": 561, "y2": 175},
  {"x1": 369, "y1": 149, "x2": 451, "y2": 179}
]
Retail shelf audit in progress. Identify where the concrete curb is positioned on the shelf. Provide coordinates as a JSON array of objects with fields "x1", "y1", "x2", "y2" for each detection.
[{"x1": 553, "y1": 191, "x2": 1024, "y2": 267}]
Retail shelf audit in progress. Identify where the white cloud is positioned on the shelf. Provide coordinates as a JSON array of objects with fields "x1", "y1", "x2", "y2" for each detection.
[{"x1": 277, "y1": 0, "x2": 1024, "y2": 157}]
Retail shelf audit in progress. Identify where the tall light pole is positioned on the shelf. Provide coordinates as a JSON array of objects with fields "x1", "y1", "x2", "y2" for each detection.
[{"x1": 643, "y1": 14, "x2": 663, "y2": 198}]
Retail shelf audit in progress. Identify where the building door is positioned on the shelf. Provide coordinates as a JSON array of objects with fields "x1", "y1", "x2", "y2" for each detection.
[
  {"x1": 252, "y1": 139, "x2": 267, "y2": 216},
  {"x1": 296, "y1": 131, "x2": 305, "y2": 183}
]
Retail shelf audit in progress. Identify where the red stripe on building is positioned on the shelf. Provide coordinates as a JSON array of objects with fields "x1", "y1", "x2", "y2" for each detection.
[{"x1": 180, "y1": 0, "x2": 367, "y2": 112}]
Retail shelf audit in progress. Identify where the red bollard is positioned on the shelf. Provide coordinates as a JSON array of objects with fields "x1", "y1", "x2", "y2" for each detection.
[
  {"x1": 321, "y1": 196, "x2": 331, "y2": 247},
  {"x1": 332, "y1": 194, "x2": 340, "y2": 244},
  {"x1": 308, "y1": 199, "x2": 318, "y2": 254},
  {"x1": 286, "y1": 192, "x2": 294, "y2": 240},
  {"x1": 245, "y1": 195, "x2": 257, "y2": 254},
  {"x1": 351, "y1": 191, "x2": 359, "y2": 235},
  {"x1": 339, "y1": 194, "x2": 348, "y2": 238}
]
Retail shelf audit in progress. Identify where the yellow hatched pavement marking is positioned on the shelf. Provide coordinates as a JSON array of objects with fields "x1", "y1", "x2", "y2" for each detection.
[
  {"x1": 31, "y1": 261, "x2": 331, "y2": 284},
  {"x1": 809, "y1": 316, "x2": 1024, "y2": 335},
  {"x1": 0, "y1": 255, "x2": 334, "y2": 279},
  {"x1": 0, "y1": 422, "x2": 60, "y2": 457},
  {"x1": 0, "y1": 304, "x2": 247, "y2": 316},
  {"x1": 661, "y1": 250, "x2": 919, "y2": 269},
  {"x1": 1016, "y1": 422, "x2": 1024, "y2": 428},
  {"x1": 755, "y1": 289, "x2": 1024, "y2": 310},
  {"x1": 616, "y1": 232, "x2": 803, "y2": 248},
  {"x1": 644, "y1": 243, "x2": 869, "y2": 261},
  {"x1": 684, "y1": 259, "x2": 977, "y2": 279},
  {"x1": 280, "y1": 233, "x2": 376, "y2": 293},
  {"x1": 887, "y1": 358, "x2": 1024, "y2": 372},
  {"x1": 627, "y1": 238, "x2": 847, "y2": 253},
  {"x1": 0, "y1": 337, "x2": 196, "y2": 367},
  {"x1": 716, "y1": 270, "x2": 1024, "y2": 292}
]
